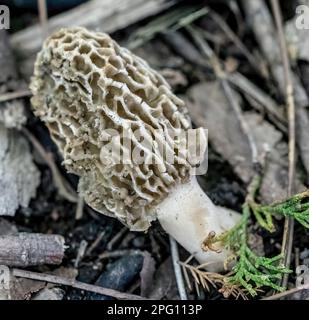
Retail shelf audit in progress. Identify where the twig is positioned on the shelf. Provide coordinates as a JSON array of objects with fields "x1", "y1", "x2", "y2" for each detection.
[
  {"x1": 169, "y1": 236, "x2": 188, "y2": 300},
  {"x1": 22, "y1": 128, "x2": 78, "y2": 203},
  {"x1": 295, "y1": 247, "x2": 300, "y2": 269},
  {"x1": 270, "y1": 0, "x2": 296, "y2": 196},
  {"x1": 37, "y1": 0, "x2": 48, "y2": 39},
  {"x1": 0, "y1": 89, "x2": 31, "y2": 103},
  {"x1": 262, "y1": 282, "x2": 309, "y2": 300},
  {"x1": 12, "y1": 268, "x2": 145, "y2": 300},
  {"x1": 0, "y1": 233, "x2": 64, "y2": 267},
  {"x1": 74, "y1": 240, "x2": 88, "y2": 268},
  {"x1": 106, "y1": 227, "x2": 128, "y2": 251},
  {"x1": 86, "y1": 231, "x2": 106, "y2": 257},
  {"x1": 75, "y1": 196, "x2": 84, "y2": 220},
  {"x1": 270, "y1": 0, "x2": 295, "y2": 288}
]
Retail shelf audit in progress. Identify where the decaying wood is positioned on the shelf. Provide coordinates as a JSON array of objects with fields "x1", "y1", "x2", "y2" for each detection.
[
  {"x1": 11, "y1": 0, "x2": 175, "y2": 79},
  {"x1": 0, "y1": 30, "x2": 40, "y2": 217},
  {"x1": 187, "y1": 81, "x2": 305, "y2": 204},
  {"x1": 0, "y1": 233, "x2": 65, "y2": 267},
  {"x1": 242, "y1": 0, "x2": 309, "y2": 181}
]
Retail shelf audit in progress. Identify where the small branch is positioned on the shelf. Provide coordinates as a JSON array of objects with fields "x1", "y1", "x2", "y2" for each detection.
[
  {"x1": 37, "y1": 0, "x2": 48, "y2": 39},
  {"x1": 75, "y1": 196, "x2": 84, "y2": 220},
  {"x1": 12, "y1": 268, "x2": 145, "y2": 300},
  {"x1": 74, "y1": 240, "x2": 88, "y2": 268},
  {"x1": 86, "y1": 231, "x2": 106, "y2": 257},
  {"x1": 270, "y1": 0, "x2": 296, "y2": 288},
  {"x1": 106, "y1": 227, "x2": 128, "y2": 251},
  {"x1": 270, "y1": 0, "x2": 296, "y2": 196},
  {"x1": 262, "y1": 282, "x2": 309, "y2": 300},
  {"x1": 0, "y1": 233, "x2": 64, "y2": 267},
  {"x1": 169, "y1": 236, "x2": 188, "y2": 300},
  {"x1": 0, "y1": 89, "x2": 31, "y2": 103}
]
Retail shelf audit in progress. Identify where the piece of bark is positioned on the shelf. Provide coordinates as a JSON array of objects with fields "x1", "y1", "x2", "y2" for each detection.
[
  {"x1": 10, "y1": 277, "x2": 46, "y2": 300},
  {"x1": 0, "y1": 233, "x2": 65, "y2": 267},
  {"x1": 186, "y1": 81, "x2": 305, "y2": 204},
  {"x1": 242, "y1": 0, "x2": 309, "y2": 182},
  {"x1": 0, "y1": 30, "x2": 40, "y2": 217},
  {"x1": 10, "y1": 0, "x2": 175, "y2": 80}
]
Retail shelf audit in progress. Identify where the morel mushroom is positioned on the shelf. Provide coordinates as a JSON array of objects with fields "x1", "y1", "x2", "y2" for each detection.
[{"x1": 30, "y1": 27, "x2": 240, "y2": 271}]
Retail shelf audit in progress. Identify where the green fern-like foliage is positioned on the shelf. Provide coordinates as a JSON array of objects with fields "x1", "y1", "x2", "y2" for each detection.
[
  {"x1": 221, "y1": 202, "x2": 290, "y2": 297},
  {"x1": 259, "y1": 190, "x2": 309, "y2": 228},
  {"x1": 217, "y1": 176, "x2": 295, "y2": 297},
  {"x1": 191, "y1": 178, "x2": 308, "y2": 297}
]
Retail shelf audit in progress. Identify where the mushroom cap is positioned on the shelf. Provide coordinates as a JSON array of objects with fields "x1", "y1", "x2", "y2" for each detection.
[{"x1": 30, "y1": 27, "x2": 206, "y2": 231}]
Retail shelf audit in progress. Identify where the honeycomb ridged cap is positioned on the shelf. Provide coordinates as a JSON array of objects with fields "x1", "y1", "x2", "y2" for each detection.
[{"x1": 30, "y1": 27, "x2": 206, "y2": 231}]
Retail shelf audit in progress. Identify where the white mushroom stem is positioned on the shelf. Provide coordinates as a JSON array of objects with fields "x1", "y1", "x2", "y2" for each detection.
[{"x1": 156, "y1": 176, "x2": 241, "y2": 272}]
